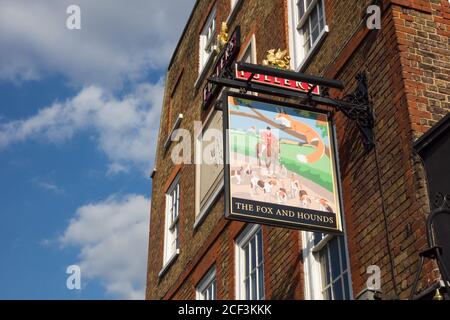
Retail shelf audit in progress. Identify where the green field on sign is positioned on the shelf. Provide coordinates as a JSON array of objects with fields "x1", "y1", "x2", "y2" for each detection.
[{"x1": 230, "y1": 131, "x2": 333, "y2": 192}]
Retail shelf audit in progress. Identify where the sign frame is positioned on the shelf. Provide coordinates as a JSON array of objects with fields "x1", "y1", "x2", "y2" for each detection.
[{"x1": 222, "y1": 91, "x2": 345, "y2": 234}]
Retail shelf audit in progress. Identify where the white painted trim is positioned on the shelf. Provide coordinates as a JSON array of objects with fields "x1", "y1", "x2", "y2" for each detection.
[
  {"x1": 163, "y1": 175, "x2": 180, "y2": 265},
  {"x1": 158, "y1": 249, "x2": 180, "y2": 278},
  {"x1": 235, "y1": 224, "x2": 262, "y2": 300},
  {"x1": 287, "y1": 0, "x2": 329, "y2": 71},
  {"x1": 302, "y1": 231, "x2": 325, "y2": 300},
  {"x1": 199, "y1": 7, "x2": 217, "y2": 74},
  {"x1": 163, "y1": 113, "x2": 184, "y2": 151},
  {"x1": 296, "y1": 27, "x2": 329, "y2": 72},
  {"x1": 238, "y1": 34, "x2": 257, "y2": 63},
  {"x1": 296, "y1": 0, "x2": 320, "y2": 30},
  {"x1": 196, "y1": 267, "x2": 216, "y2": 300},
  {"x1": 226, "y1": 0, "x2": 243, "y2": 25},
  {"x1": 311, "y1": 233, "x2": 332, "y2": 253},
  {"x1": 235, "y1": 34, "x2": 258, "y2": 96},
  {"x1": 302, "y1": 231, "x2": 353, "y2": 300},
  {"x1": 230, "y1": 0, "x2": 240, "y2": 11},
  {"x1": 195, "y1": 49, "x2": 217, "y2": 89},
  {"x1": 287, "y1": 0, "x2": 297, "y2": 70}
]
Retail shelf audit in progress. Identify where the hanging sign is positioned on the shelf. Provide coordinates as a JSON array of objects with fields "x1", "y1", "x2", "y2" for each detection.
[{"x1": 223, "y1": 92, "x2": 343, "y2": 233}]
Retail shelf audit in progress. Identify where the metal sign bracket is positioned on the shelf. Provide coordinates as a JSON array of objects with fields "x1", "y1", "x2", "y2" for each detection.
[{"x1": 208, "y1": 62, "x2": 375, "y2": 152}]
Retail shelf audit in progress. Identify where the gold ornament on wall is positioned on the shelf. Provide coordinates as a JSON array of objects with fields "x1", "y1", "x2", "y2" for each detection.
[
  {"x1": 433, "y1": 288, "x2": 444, "y2": 301},
  {"x1": 216, "y1": 22, "x2": 229, "y2": 53},
  {"x1": 262, "y1": 48, "x2": 291, "y2": 70}
]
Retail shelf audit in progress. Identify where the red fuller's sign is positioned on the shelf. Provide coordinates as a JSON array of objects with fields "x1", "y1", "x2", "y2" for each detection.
[{"x1": 235, "y1": 68, "x2": 320, "y2": 95}]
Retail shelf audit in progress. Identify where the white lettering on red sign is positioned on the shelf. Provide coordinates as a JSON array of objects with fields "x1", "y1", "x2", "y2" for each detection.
[{"x1": 236, "y1": 70, "x2": 320, "y2": 95}]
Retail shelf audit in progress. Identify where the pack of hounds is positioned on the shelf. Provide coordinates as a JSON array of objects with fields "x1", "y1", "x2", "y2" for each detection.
[{"x1": 230, "y1": 165, "x2": 333, "y2": 213}]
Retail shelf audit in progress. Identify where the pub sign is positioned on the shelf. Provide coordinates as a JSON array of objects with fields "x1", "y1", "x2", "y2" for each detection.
[{"x1": 223, "y1": 92, "x2": 344, "y2": 233}]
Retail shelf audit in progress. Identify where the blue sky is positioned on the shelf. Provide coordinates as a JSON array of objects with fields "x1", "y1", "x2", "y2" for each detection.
[{"x1": 0, "y1": 0, "x2": 194, "y2": 299}]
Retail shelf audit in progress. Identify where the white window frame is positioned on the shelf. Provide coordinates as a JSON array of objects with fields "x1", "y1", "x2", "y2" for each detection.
[
  {"x1": 239, "y1": 34, "x2": 257, "y2": 64},
  {"x1": 302, "y1": 232, "x2": 353, "y2": 300},
  {"x1": 199, "y1": 7, "x2": 217, "y2": 73},
  {"x1": 287, "y1": 0, "x2": 329, "y2": 71},
  {"x1": 235, "y1": 224, "x2": 265, "y2": 300},
  {"x1": 234, "y1": 35, "x2": 258, "y2": 96},
  {"x1": 196, "y1": 267, "x2": 217, "y2": 300},
  {"x1": 163, "y1": 175, "x2": 180, "y2": 266},
  {"x1": 230, "y1": 0, "x2": 240, "y2": 11},
  {"x1": 227, "y1": 0, "x2": 243, "y2": 24}
]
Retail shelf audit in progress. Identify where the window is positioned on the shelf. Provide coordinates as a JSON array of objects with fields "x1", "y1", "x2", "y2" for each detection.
[
  {"x1": 236, "y1": 36, "x2": 258, "y2": 96},
  {"x1": 164, "y1": 72, "x2": 183, "y2": 141},
  {"x1": 302, "y1": 232, "x2": 352, "y2": 300},
  {"x1": 163, "y1": 175, "x2": 180, "y2": 265},
  {"x1": 236, "y1": 225, "x2": 265, "y2": 300},
  {"x1": 228, "y1": 0, "x2": 242, "y2": 23},
  {"x1": 288, "y1": 0, "x2": 328, "y2": 70},
  {"x1": 241, "y1": 45, "x2": 252, "y2": 63},
  {"x1": 199, "y1": 7, "x2": 216, "y2": 72},
  {"x1": 196, "y1": 268, "x2": 216, "y2": 300},
  {"x1": 231, "y1": 0, "x2": 240, "y2": 10},
  {"x1": 239, "y1": 35, "x2": 256, "y2": 64},
  {"x1": 166, "y1": 98, "x2": 174, "y2": 137}
]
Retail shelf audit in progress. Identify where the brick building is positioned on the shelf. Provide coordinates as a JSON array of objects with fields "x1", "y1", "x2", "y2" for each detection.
[{"x1": 146, "y1": 0, "x2": 450, "y2": 300}]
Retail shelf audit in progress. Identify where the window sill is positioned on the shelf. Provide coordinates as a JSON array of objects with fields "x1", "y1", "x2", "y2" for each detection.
[
  {"x1": 296, "y1": 26, "x2": 329, "y2": 73},
  {"x1": 226, "y1": 0, "x2": 243, "y2": 26},
  {"x1": 164, "y1": 114, "x2": 184, "y2": 152},
  {"x1": 194, "y1": 52, "x2": 217, "y2": 89},
  {"x1": 158, "y1": 249, "x2": 180, "y2": 278},
  {"x1": 169, "y1": 215, "x2": 179, "y2": 231},
  {"x1": 193, "y1": 181, "x2": 224, "y2": 231},
  {"x1": 312, "y1": 233, "x2": 333, "y2": 253}
]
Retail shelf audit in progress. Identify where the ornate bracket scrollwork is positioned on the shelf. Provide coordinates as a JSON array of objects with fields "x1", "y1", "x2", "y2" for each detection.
[
  {"x1": 336, "y1": 73, "x2": 375, "y2": 152},
  {"x1": 221, "y1": 63, "x2": 235, "y2": 81},
  {"x1": 208, "y1": 62, "x2": 375, "y2": 152},
  {"x1": 433, "y1": 193, "x2": 450, "y2": 210}
]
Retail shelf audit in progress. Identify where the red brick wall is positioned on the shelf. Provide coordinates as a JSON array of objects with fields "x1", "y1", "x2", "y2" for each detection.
[{"x1": 393, "y1": 0, "x2": 450, "y2": 136}]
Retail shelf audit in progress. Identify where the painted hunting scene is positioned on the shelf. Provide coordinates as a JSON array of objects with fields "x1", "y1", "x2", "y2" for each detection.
[{"x1": 227, "y1": 96, "x2": 340, "y2": 215}]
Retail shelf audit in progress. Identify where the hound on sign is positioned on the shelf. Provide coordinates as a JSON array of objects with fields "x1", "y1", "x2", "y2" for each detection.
[{"x1": 223, "y1": 92, "x2": 344, "y2": 233}]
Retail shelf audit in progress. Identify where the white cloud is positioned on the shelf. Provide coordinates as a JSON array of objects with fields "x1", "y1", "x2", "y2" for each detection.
[
  {"x1": 60, "y1": 194, "x2": 150, "y2": 299},
  {"x1": 0, "y1": 81, "x2": 164, "y2": 172},
  {"x1": 0, "y1": 0, "x2": 189, "y2": 301},
  {"x1": 32, "y1": 179, "x2": 65, "y2": 194},
  {"x1": 0, "y1": 0, "x2": 195, "y2": 87},
  {"x1": 107, "y1": 163, "x2": 130, "y2": 176}
]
